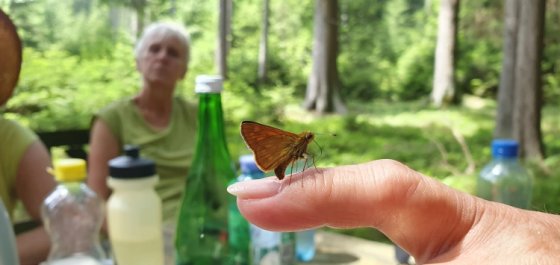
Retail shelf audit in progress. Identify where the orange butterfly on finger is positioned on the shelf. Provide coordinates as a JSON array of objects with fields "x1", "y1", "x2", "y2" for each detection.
[{"x1": 240, "y1": 121, "x2": 315, "y2": 180}]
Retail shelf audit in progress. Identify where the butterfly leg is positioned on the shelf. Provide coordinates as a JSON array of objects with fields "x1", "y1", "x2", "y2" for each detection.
[
  {"x1": 288, "y1": 155, "x2": 300, "y2": 186},
  {"x1": 300, "y1": 157, "x2": 310, "y2": 187},
  {"x1": 309, "y1": 153, "x2": 325, "y2": 180},
  {"x1": 310, "y1": 153, "x2": 318, "y2": 170}
]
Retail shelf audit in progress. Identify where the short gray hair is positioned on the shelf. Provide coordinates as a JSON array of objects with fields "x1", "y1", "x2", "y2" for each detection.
[{"x1": 134, "y1": 22, "x2": 191, "y2": 64}]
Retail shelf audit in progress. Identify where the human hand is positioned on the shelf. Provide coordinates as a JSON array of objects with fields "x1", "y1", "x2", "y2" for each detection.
[{"x1": 227, "y1": 159, "x2": 560, "y2": 264}]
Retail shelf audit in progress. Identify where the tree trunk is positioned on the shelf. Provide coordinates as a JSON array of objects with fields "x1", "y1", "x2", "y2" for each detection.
[
  {"x1": 424, "y1": 0, "x2": 432, "y2": 15},
  {"x1": 512, "y1": 0, "x2": 545, "y2": 160},
  {"x1": 132, "y1": 0, "x2": 146, "y2": 37},
  {"x1": 217, "y1": 0, "x2": 229, "y2": 79},
  {"x1": 431, "y1": 0, "x2": 459, "y2": 107},
  {"x1": 72, "y1": 0, "x2": 92, "y2": 14},
  {"x1": 257, "y1": 0, "x2": 270, "y2": 84},
  {"x1": 169, "y1": 0, "x2": 176, "y2": 16},
  {"x1": 494, "y1": 0, "x2": 520, "y2": 139},
  {"x1": 136, "y1": 8, "x2": 144, "y2": 38},
  {"x1": 227, "y1": 0, "x2": 233, "y2": 50},
  {"x1": 109, "y1": 7, "x2": 121, "y2": 30},
  {"x1": 304, "y1": 0, "x2": 346, "y2": 114}
]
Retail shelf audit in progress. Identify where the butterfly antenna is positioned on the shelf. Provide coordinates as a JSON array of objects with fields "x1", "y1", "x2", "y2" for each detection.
[{"x1": 313, "y1": 139, "x2": 324, "y2": 158}]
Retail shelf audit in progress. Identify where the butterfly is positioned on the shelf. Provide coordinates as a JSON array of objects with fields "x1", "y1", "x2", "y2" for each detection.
[{"x1": 240, "y1": 121, "x2": 314, "y2": 180}]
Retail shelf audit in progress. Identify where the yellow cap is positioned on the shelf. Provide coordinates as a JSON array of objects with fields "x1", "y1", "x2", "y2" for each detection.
[{"x1": 53, "y1": 159, "x2": 86, "y2": 182}]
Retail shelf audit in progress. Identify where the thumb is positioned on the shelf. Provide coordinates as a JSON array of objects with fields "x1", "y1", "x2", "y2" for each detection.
[{"x1": 227, "y1": 159, "x2": 481, "y2": 262}]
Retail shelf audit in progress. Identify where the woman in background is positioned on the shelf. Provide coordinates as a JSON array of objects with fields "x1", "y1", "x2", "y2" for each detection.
[{"x1": 87, "y1": 22, "x2": 197, "y2": 222}]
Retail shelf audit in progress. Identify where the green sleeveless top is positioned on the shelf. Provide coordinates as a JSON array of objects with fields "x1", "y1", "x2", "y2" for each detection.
[
  {"x1": 0, "y1": 117, "x2": 38, "y2": 218},
  {"x1": 96, "y1": 97, "x2": 197, "y2": 221}
]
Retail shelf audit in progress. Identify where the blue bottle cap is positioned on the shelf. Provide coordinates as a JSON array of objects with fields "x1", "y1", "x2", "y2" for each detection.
[
  {"x1": 239, "y1": 154, "x2": 261, "y2": 174},
  {"x1": 491, "y1": 139, "x2": 519, "y2": 158}
]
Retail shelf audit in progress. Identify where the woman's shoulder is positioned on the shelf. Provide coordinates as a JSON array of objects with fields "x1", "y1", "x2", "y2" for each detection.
[
  {"x1": 94, "y1": 97, "x2": 136, "y2": 135},
  {"x1": 0, "y1": 117, "x2": 38, "y2": 171},
  {"x1": 0, "y1": 117, "x2": 37, "y2": 142},
  {"x1": 96, "y1": 98, "x2": 139, "y2": 123},
  {"x1": 99, "y1": 97, "x2": 134, "y2": 114}
]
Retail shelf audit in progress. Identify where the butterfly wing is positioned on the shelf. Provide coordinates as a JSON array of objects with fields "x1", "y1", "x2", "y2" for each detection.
[
  {"x1": 274, "y1": 159, "x2": 293, "y2": 180},
  {"x1": 240, "y1": 121, "x2": 299, "y2": 175}
]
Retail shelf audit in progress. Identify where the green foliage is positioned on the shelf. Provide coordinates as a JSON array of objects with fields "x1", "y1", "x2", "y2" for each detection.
[
  {"x1": 5, "y1": 0, "x2": 560, "y2": 103},
  {"x1": 393, "y1": 38, "x2": 435, "y2": 100},
  {"x1": 338, "y1": 0, "x2": 438, "y2": 101},
  {"x1": 542, "y1": 3, "x2": 560, "y2": 105},
  {"x1": 58, "y1": 10, "x2": 118, "y2": 59},
  {"x1": 6, "y1": 45, "x2": 138, "y2": 130}
]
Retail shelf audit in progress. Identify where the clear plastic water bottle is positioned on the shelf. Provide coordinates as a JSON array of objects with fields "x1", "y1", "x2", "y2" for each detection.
[
  {"x1": 0, "y1": 199, "x2": 19, "y2": 265},
  {"x1": 280, "y1": 233, "x2": 296, "y2": 265},
  {"x1": 241, "y1": 154, "x2": 300, "y2": 265},
  {"x1": 250, "y1": 223, "x2": 281, "y2": 265},
  {"x1": 295, "y1": 229, "x2": 315, "y2": 262},
  {"x1": 234, "y1": 154, "x2": 282, "y2": 265},
  {"x1": 477, "y1": 139, "x2": 533, "y2": 209},
  {"x1": 41, "y1": 158, "x2": 106, "y2": 265},
  {"x1": 289, "y1": 161, "x2": 315, "y2": 263}
]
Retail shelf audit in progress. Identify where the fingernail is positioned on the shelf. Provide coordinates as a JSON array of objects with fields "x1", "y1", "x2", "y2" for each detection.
[{"x1": 227, "y1": 177, "x2": 282, "y2": 199}]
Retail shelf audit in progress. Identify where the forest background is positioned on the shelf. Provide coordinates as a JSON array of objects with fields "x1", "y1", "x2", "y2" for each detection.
[{"x1": 2, "y1": 0, "x2": 560, "y2": 242}]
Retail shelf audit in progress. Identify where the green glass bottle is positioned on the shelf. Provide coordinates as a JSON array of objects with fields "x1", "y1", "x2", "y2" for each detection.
[{"x1": 175, "y1": 75, "x2": 236, "y2": 265}]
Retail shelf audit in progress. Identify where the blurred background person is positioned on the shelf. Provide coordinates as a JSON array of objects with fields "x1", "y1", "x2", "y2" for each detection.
[{"x1": 87, "y1": 22, "x2": 197, "y2": 222}]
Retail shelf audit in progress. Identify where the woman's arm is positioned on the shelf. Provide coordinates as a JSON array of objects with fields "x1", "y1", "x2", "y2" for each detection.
[
  {"x1": 87, "y1": 118, "x2": 120, "y2": 200},
  {"x1": 15, "y1": 140, "x2": 55, "y2": 264}
]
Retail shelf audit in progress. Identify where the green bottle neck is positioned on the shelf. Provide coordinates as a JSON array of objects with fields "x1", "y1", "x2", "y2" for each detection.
[{"x1": 193, "y1": 93, "x2": 231, "y2": 162}]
